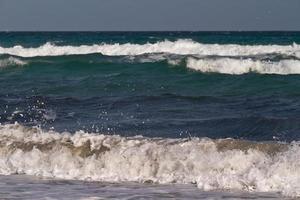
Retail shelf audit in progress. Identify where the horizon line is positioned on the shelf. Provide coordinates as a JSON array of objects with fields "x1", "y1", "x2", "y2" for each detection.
[{"x1": 1, "y1": 30, "x2": 300, "y2": 33}]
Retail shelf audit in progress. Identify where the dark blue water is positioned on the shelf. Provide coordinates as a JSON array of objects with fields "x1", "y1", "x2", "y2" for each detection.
[{"x1": 1, "y1": 32, "x2": 300, "y2": 141}]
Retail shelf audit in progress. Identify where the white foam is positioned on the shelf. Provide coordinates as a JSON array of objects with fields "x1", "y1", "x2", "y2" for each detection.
[
  {"x1": 0, "y1": 123, "x2": 299, "y2": 197},
  {"x1": 125, "y1": 53, "x2": 167, "y2": 63},
  {"x1": 186, "y1": 57, "x2": 300, "y2": 75},
  {"x1": 0, "y1": 57, "x2": 27, "y2": 68},
  {"x1": 125, "y1": 54, "x2": 182, "y2": 66},
  {"x1": 0, "y1": 40, "x2": 299, "y2": 58}
]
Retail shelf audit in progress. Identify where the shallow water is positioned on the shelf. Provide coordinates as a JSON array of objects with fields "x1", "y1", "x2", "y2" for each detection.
[{"x1": 0, "y1": 175, "x2": 292, "y2": 200}]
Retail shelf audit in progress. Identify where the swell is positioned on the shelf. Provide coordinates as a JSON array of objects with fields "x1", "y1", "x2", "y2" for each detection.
[{"x1": 0, "y1": 123, "x2": 300, "y2": 197}]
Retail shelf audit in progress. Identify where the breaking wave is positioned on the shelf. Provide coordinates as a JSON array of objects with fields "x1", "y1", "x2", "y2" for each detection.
[
  {"x1": 186, "y1": 57, "x2": 300, "y2": 75},
  {"x1": 0, "y1": 40, "x2": 300, "y2": 58},
  {"x1": 0, "y1": 123, "x2": 300, "y2": 197}
]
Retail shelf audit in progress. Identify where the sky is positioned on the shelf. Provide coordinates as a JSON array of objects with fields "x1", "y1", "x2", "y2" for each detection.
[{"x1": 0, "y1": 0, "x2": 300, "y2": 31}]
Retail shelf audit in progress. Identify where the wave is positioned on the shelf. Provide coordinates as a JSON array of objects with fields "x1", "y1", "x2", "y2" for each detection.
[
  {"x1": 0, "y1": 57, "x2": 27, "y2": 68},
  {"x1": 186, "y1": 57, "x2": 300, "y2": 75},
  {"x1": 0, "y1": 40, "x2": 300, "y2": 58},
  {"x1": 1, "y1": 53, "x2": 300, "y2": 75},
  {"x1": 128, "y1": 54, "x2": 300, "y2": 75},
  {"x1": 0, "y1": 123, "x2": 299, "y2": 197}
]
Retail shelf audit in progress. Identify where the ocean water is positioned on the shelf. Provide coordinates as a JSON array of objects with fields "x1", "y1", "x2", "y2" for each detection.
[{"x1": 0, "y1": 32, "x2": 300, "y2": 199}]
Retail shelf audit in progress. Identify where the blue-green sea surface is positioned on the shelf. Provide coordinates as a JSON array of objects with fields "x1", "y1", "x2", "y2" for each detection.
[{"x1": 0, "y1": 32, "x2": 300, "y2": 199}]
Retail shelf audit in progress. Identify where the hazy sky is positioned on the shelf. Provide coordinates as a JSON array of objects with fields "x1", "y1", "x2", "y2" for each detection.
[{"x1": 0, "y1": 0, "x2": 300, "y2": 31}]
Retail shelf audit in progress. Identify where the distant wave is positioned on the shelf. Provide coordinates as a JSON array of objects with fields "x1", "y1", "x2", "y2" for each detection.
[
  {"x1": 0, "y1": 40, "x2": 300, "y2": 58},
  {"x1": 0, "y1": 123, "x2": 299, "y2": 197},
  {"x1": 186, "y1": 57, "x2": 300, "y2": 75}
]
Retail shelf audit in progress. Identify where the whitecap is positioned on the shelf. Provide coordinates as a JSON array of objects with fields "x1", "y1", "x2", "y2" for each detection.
[
  {"x1": 0, "y1": 40, "x2": 299, "y2": 58},
  {"x1": 186, "y1": 57, "x2": 300, "y2": 75}
]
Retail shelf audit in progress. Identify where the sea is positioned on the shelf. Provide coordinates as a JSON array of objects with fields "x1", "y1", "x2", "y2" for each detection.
[{"x1": 0, "y1": 32, "x2": 300, "y2": 199}]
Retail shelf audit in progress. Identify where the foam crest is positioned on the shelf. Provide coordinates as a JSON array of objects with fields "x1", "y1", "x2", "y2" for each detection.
[
  {"x1": 0, "y1": 123, "x2": 299, "y2": 197},
  {"x1": 0, "y1": 40, "x2": 299, "y2": 58},
  {"x1": 187, "y1": 57, "x2": 300, "y2": 74},
  {"x1": 0, "y1": 57, "x2": 27, "y2": 68}
]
